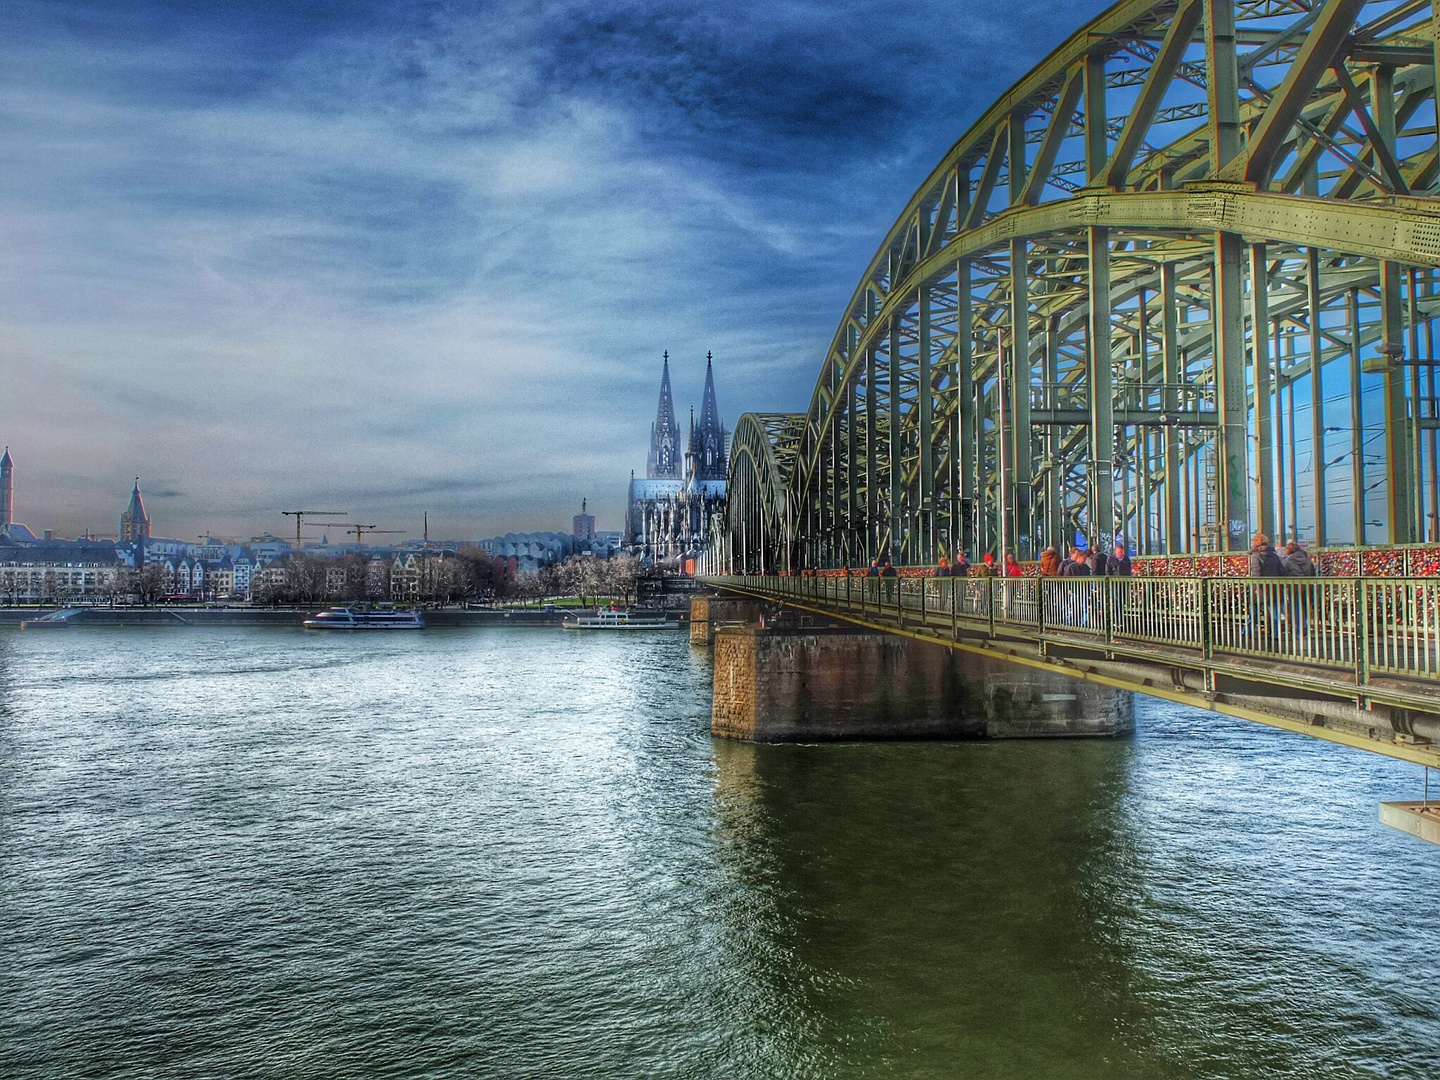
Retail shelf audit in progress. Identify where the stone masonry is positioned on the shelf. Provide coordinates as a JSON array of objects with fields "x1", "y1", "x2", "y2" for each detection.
[
  {"x1": 689, "y1": 595, "x2": 766, "y2": 645},
  {"x1": 712, "y1": 625, "x2": 1134, "y2": 743}
]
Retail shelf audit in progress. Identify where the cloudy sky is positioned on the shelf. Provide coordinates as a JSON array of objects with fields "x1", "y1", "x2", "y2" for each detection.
[{"x1": 2, "y1": 0, "x2": 1107, "y2": 542}]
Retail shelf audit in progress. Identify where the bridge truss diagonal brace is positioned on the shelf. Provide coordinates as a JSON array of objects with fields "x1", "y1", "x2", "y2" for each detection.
[
  {"x1": 1233, "y1": 0, "x2": 1367, "y2": 185},
  {"x1": 1099, "y1": 0, "x2": 1204, "y2": 190}
]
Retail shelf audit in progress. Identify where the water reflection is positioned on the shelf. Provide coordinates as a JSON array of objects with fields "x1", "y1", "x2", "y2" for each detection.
[
  {"x1": 711, "y1": 706, "x2": 1440, "y2": 1079},
  {"x1": 711, "y1": 736, "x2": 1169, "y2": 1076}
]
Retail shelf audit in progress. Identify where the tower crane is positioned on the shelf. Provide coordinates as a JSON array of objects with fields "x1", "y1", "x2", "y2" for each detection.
[
  {"x1": 343, "y1": 525, "x2": 404, "y2": 548},
  {"x1": 281, "y1": 510, "x2": 347, "y2": 548}
]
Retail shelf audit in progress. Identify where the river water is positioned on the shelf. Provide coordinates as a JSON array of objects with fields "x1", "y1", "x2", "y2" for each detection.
[{"x1": 1, "y1": 625, "x2": 1438, "y2": 1079}]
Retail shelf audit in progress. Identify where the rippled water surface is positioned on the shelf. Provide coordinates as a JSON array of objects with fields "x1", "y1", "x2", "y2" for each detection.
[{"x1": 2, "y1": 625, "x2": 1439, "y2": 1079}]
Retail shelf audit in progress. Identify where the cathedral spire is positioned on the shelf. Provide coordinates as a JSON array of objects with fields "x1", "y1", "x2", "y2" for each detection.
[
  {"x1": 698, "y1": 351, "x2": 721, "y2": 433},
  {"x1": 646, "y1": 351, "x2": 681, "y2": 480},
  {"x1": 690, "y1": 351, "x2": 729, "y2": 482}
]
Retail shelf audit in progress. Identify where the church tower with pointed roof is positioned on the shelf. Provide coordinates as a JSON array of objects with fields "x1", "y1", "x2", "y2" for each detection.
[
  {"x1": 688, "y1": 351, "x2": 728, "y2": 482},
  {"x1": 646, "y1": 352, "x2": 682, "y2": 480},
  {"x1": 0, "y1": 448, "x2": 12, "y2": 530},
  {"x1": 120, "y1": 478, "x2": 151, "y2": 542}
]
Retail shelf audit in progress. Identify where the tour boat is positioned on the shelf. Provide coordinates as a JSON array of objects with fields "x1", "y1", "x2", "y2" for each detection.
[
  {"x1": 302, "y1": 605, "x2": 425, "y2": 630},
  {"x1": 561, "y1": 608, "x2": 672, "y2": 631}
]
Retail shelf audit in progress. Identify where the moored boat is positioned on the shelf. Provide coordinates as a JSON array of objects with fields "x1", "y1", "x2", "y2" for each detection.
[
  {"x1": 561, "y1": 608, "x2": 671, "y2": 630},
  {"x1": 19, "y1": 608, "x2": 86, "y2": 629},
  {"x1": 302, "y1": 604, "x2": 425, "y2": 630}
]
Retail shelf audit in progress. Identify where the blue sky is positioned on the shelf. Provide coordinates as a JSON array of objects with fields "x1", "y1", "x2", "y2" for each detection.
[{"x1": 1, "y1": 0, "x2": 1107, "y2": 541}]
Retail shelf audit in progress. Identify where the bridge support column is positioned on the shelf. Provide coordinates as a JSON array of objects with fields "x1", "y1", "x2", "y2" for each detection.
[
  {"x1": 711, "y1": 625, "x2": 1133, "y2": 743},
  {"x1": 689, "y1": 595, "x2": 765, "y2": 646}
]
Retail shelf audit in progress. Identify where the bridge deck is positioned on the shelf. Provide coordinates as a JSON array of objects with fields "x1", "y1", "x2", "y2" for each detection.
[{"x1": 707, "y1": 575, "x2": 1440, "y2": 769}]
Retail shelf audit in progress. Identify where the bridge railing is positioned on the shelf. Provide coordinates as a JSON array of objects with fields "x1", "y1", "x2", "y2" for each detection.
[
  {"x1": 1206, "y1": 579, "x2": 1357, "y2": 669},
  {"x1": 1040, "y1": 578, "x2": 1109, "y2": 636},
  {"x1": 718, "y1": 574, "x2": 1440, "y2": 687},
  {"x1": 1366, "y1": 579, "x2": 1440, "y2": 679},
  {"x1": 1109, "y1": 578, "x2": 1202, "y2": 648}
]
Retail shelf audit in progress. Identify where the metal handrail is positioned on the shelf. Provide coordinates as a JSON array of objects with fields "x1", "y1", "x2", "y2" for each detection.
[{"x1": 713, "y1": 574, "x2": 1440, "y2": 687}]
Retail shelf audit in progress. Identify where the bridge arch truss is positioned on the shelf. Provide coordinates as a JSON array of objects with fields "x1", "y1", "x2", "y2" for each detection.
[{"x1": 729, "y1": 0, "x2": 1440, "y2": 572}]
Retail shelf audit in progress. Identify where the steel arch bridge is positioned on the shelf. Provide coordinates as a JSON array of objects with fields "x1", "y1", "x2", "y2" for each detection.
[{"x1": 725, "y1": 0, "x2": 1440, "y2": 574}]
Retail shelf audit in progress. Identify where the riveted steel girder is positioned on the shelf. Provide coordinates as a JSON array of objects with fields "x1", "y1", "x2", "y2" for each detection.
[{"x1": 728, "y1": 0, "x2": 1440, "y2": 567}]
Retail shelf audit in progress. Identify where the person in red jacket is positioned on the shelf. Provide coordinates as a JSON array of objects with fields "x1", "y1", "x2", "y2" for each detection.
[{"x1": 1004, "y1": 553, "x2": 1022, "y2": 578}]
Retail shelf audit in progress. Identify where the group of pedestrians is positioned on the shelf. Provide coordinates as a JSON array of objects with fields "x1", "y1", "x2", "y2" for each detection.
[
  {"x1": 834, "y1": 534, "x2": 1318, "y2": 583},
  {"x1": 1031, "y1": 541, "x2": 1133, "y2": 578},
  {"x1": 923, "y1": 544, "x2": 1137, "y2": 578},
  {"x1": 1248, "y1": 533, "x2": 1317, "y2": 578},
  {"x1": 927, "y1": 552, "x2": 1023, "y2": 578},
  {"x1": 933, "y1": 554, "x2": 972, "y2": 578}
]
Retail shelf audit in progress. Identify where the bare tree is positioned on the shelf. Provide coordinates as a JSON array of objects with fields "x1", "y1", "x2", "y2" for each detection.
[
  {"x1": 132, "y1": 565, "x2": 164, "y2": 606},
  {"x1": 605, "y1": 554, "x2": 642, "y2": 608}
]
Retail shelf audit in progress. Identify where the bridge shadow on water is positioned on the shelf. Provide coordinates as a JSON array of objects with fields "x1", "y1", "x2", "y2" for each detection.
[
  {"x1": 706, "y1": 721, "x2": 1440, "y2": 1080},
  {"x1": 709, "y1": 735, "x2": 1154, "y2": 1078}
]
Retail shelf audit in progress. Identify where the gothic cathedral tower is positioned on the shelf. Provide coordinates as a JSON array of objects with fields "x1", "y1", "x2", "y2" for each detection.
[
  {"x1": 689, "y1": 352, "x2": 728, "y2": 482},
  {"x1": 646, "y1": 352, "x2": 682, "y2": 480}
]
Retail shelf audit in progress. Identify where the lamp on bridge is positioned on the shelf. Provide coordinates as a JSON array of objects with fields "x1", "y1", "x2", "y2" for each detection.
[{"x1": 1364, "y1": 342, "x2": 1407, "y2": 373}]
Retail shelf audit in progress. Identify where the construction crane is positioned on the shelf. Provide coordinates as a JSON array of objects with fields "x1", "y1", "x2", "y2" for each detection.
[
  {"x1": 281, "y1": 510, "x2": 347, "y2": 549},
  {"x1": 342, "y1": 524, "x2": 404, "y2": 548}
]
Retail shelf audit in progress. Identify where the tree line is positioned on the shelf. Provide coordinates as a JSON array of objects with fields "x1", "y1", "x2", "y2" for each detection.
[
  {"x1": 253, "y1": 549, "x2": 643, "y2": 607},
  {"x1": 1, "y1": 549, "x2": 648, "y2": 607}
]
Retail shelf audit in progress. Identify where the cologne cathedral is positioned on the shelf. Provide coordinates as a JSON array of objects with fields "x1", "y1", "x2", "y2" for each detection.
[{"x1": 625, "y1": 351, "x2": 728, "y2": 571}]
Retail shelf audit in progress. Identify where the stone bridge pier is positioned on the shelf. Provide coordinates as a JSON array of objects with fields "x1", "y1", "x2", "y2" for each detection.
[
  {"x1": 688, "y1": 594, "x2": 768, "y2": 645},
  {"x1": 702, "y1": 615, "x2": 1133, "y2": 744}
]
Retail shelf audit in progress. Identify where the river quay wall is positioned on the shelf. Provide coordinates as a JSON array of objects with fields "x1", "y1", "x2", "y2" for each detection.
[{"x1": 0, "y1": 607, "x2": 659, "y2": 628}]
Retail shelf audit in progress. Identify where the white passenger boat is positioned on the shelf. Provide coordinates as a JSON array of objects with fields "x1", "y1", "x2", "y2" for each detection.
[
  {"x1": 561, "y1": 608, "x2": 672, "y2": 630},
  {"x1": 302, "y1": 605, "x2": 425, "y2": 630}
]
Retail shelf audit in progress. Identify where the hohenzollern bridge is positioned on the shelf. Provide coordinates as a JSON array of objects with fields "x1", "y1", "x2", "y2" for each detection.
[{"x1": 703, "y1": 0, "x2": 1440, "y2": 829}]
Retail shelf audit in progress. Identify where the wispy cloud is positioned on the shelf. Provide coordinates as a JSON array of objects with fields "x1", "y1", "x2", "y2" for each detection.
[{"x1": 0, "y1": 0, "x2": 1106, "y2": 540}]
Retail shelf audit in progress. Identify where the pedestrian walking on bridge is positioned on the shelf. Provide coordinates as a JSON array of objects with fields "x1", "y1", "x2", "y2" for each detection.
[
  {"x1": 1039, "y1": 547, "x2": 1060, "y2": 576},
  {"x1": 1107, "y1": 542, "x2": 1132, "y2": 577},
  {"x1": 1248, "y1": 534, "x2": 1284, "y2": 577},
  {"x1": 1060, "y1": 548, "x2": 1090, "y2": 577},
  {"x1": 1282, "y1": 540, "x2": 1316, "y2": 578},
  {"x1": 1247, "y1": 533, "x2": 1285, "y2": 648}
]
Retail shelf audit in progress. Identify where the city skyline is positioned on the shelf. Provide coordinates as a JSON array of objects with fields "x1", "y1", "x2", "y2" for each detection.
[
  {"x1": 2, "y1": 0, "x2": 1107, "y2": 539},
  {"x1": 0, "y1": 356, "x2": 718, "y2": 544}
]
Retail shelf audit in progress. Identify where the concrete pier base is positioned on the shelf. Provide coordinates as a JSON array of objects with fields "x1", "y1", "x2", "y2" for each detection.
[
  {"x1": 1379, "y1": 802, "x2": 1440, "y2": 846},
  {"x1": 689, "y1": 595, "x2": 766, "y2": 646},
  {"x1": 712, "y1": 625, "x2": 1134, "y2": 743}
]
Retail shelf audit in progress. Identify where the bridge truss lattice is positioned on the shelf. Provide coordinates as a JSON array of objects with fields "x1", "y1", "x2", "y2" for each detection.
[{"x1": 726, "y1": 0, "x2": 1440, "y2": 573}]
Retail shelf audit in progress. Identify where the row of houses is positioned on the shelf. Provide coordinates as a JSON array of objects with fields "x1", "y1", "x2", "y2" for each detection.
[
  {"x1": 252, "y1": 552, "x2": 453, "y2": 601},
  {"x1": 0, "y1": 530, "x2": 463, "y2": 603},
  {"x1": 0, "y1": 558, "x2": 468, "y2": 608}
]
